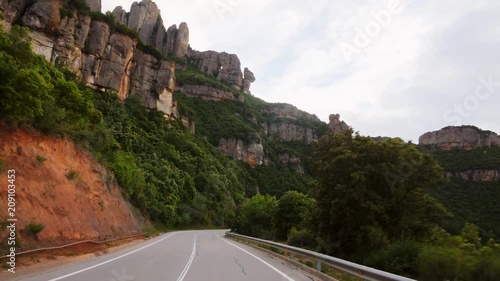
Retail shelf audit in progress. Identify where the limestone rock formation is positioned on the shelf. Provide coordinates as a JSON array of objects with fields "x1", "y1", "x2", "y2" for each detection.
[
  {"x1": 94, "y1": 34, "x2": 136, "y2": 100},
  {"x1": 278, "y1": 153, "x2": 304, "y2": 174},
  {"x1": 111, "y1": 0, "x2": 189, "y2": 59},
  {"x1": 328, "y1": 114, "x2": 349, "y2": 133},
  {"x1": 28, "y1": 31, "x2": 54, "y2": 60},
  {"x1": 445, "y1": 170, "x2": 500, "y2": 181},
  {"x1": 189, "y1": 49, "x2": 254, "y2": 91},
  {"x1": 84, "y1": 20, "x2": 110, "y2": 56},
  {"x1": 218, "y1": 138, "x2": 264, "y2": 168},
  {"x1": 53, "y1": 13, "x2": 92, "y2": 74},
  {"x1": 21, "y1": 0, "x2": 61, "y2": 32},
  {"x1": 111, "y1": 6, "x2": 127, "y2": 25},
  {"x1": 130, "y1": 50, "x2": 177, "y2": 118},
  {"x1": 174, "y1": 22, "x2": 189, "y2": 58},
  {"x1": 164, "y1": 24, "x2": 178, "y2": 55},
  {"x1": 242, "y1": 67, "x2": 255, "y2": 93},
  {"x1": 127, "y1": 0, "x2": 160, "y2": 45},
  {"x1": 85, "y1": 0, "x2": 101, "y2": 12},
  {"x1": 419, "y1": 126, "x2": 500, "y2": 150},
  {"x1": 0, "y1": 0, "x2": 32, "y2": 27}
]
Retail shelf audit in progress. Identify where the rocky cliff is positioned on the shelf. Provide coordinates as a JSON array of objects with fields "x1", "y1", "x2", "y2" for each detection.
[
  {"x1": 445, "y1": 170, "x2": 500, "y2": 182},
  {"x1": 0, "y1": 0, "x2": 255, "y2": 120},
  {"x1": 111, "y1": 1, "x2": 189, "y2": 58},
  {"x1": 328, "y1": 114, "x2": 350, "y2": 133},
  {"x1": 420, "y1": 126, "x2": 500, "y2": 183},
  {"x1": 187, "y1": 49, "x2": 255, "y2": 92},
  {"x1": 218, "y1": 138, "x2": 264, "y2": 168},
  {"x1": 419, "y1": 126, "x2": 500, "y2": 150}
]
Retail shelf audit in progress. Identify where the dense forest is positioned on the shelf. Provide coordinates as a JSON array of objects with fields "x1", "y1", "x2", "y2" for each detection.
[
  {"x1": 422, "y1": 145, "x2": 500, "y2": 241},
  {"x1": 236, "y1": 130, "x2": 500, "y2": 280},
  {"x1": 1, "y1": 20, "x2": 499, "y2": 280}
]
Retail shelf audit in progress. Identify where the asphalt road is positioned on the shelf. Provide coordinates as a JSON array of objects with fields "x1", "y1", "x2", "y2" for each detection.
[{"x1": 12, "y1": 230, "x2": 322, "y2": 281}]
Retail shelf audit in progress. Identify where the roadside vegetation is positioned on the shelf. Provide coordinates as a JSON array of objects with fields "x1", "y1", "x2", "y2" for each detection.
[{"x1": 234, "y1": 130, "x2": 500, "y2": 280}]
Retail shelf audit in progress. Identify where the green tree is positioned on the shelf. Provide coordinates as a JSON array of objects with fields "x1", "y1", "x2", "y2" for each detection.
[
  {"x1": 274, "y1": 191, "x2": 314, "y2": 240},
  {"x1": 313, "y1": 129, "x2": 446, "y2": 258},
  {"x1": 418, "y1": 225, "x2": 500, "y2": 281},
  {"x1": 239, "y1": 194, "x2": 277, "y2": 239}
]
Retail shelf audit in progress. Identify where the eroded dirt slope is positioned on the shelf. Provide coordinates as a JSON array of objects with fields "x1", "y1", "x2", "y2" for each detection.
[{"x1": 0, "y1": 126, "x2": 148, "y2": 250}]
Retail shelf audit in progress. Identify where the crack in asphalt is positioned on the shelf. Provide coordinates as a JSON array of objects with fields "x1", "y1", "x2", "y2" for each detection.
[
  {"x1": 196, "y1": 238, "x2": 200, "y2": 256},
  {"x1": 234, "y1": 257, "x2": 247, "y2": 276}
]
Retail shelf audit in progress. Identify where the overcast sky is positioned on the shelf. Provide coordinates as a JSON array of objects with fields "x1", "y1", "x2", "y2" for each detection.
[{"x1": 102, "y1": 0, "x2": 500, "y2": 141}]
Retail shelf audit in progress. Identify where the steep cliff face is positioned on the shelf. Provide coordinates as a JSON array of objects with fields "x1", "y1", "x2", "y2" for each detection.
[
  {"x1": 218, "y1": 138, "x2": 264, "y2": 168},
  {"x1": 0, "y1": 0, "x2": 255, "y2": 121},
  {"x1": 130, "y1": 49, "x2": 177, "y2": 115},
  {"x1": 445, "y1": 170, "x2": 500, "y2": 182},
  {"x1": 419, "y1": 126, "x2": 500, "y2": 150}
]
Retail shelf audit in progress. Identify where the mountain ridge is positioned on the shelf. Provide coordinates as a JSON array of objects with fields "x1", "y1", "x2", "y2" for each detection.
[{"x1": 0, "y1": 0, "x2": 349, "y2": 168}]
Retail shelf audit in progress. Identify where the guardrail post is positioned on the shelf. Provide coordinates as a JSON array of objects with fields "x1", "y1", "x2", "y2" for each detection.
[
  {"x1": 290, "y1": 252, "x2": 295, "y2": 261},
  {"x1": 316, "y1": 260, "x2": 321, "y2": 272}
]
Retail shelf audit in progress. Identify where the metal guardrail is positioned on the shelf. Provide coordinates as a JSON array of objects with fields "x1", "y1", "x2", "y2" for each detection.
[
  {"x1": 225, "y1": 232, "x2": 416, "y2": 281},
  {"x1": 0, "y1": 232, "x2": 146, "y2": 259}
]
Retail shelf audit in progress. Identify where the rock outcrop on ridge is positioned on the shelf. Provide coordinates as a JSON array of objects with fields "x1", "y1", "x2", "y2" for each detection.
[{"x1": 419, "y1": 126, "x2": 500, "y2": 150}]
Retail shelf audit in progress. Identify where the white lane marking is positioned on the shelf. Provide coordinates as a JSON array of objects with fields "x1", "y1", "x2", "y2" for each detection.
[
  {"x1": 218, "y1": 236, "x2": 296, "y2": 281},
  {"x1": 49, "y1": 232, "x2": 178, "y2": 281},
  {"x1": 176, "y1": 234, "x2": 198, "y2": 281}
]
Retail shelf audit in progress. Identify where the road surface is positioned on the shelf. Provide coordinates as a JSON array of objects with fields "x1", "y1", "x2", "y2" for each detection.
[{"x1": 11, "y1": 230, "x2": 322, "y2": 281}]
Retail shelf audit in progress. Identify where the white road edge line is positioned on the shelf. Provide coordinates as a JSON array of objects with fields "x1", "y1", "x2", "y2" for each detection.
[
  {"x1": 176, "y1": 234, "x2": 197, "y2": 281},
  {"x1": 218, "y1": 235, "x2": 296, "y2": 281},
  {"x1": 48, "y1": 232, "x2": 178, "y2": 281}
]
